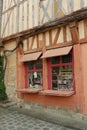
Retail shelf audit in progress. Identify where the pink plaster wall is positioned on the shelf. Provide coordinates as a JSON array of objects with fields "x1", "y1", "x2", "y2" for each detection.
[{"x1": 81, "y1": 43, "x2": 87, "y2": 114}]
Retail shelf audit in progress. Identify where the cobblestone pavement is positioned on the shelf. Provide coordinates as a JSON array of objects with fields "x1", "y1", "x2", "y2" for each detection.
[{"x1": 0, "y1": 107, "x2": 75, "y2": 130}]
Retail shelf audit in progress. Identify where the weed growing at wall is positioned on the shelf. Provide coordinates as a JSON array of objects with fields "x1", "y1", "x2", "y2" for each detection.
[{"x1": 0, "y1": 56, "x2": 7, "y2": 100}]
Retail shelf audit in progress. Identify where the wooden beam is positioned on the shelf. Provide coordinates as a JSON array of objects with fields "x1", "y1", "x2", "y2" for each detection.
[
  {"x1": 29, "y1": 36, "x2": 35, "y2": 50},
  {"x1": 69, "y1": 22, "x2": 79, "y2": 44},
  {"x1": 38, "y1": 40, "x2": 43, "y2": 49},
  {"x1": 63, "y1": 26, "x2": 67, "y2": 42},
  {"x1": 18, "y1": 44, "x2": 24, "y2": 55},
  {"x1": 49, "y1": 30, "x2": 52, "y2": 45},
  {"x1": 27, "y1": 38, "x2": 29, "y2": 51},
  {"x1": 84, "y1": 19, "x2": 87, "y2": 39},
  {"x1": 53, "y1": 28, "x2": 61, "y2": 45},
  {"x1": 42, "y1": 33, "x2": 46, "y2": 51},
  {"x1": 21, "y1": 38, "x2": 87, "y2": 54},
  {"x1": 16, "y1": 37, "x2": 24, "y2": 54},
  {"x1": 37, "y1": 35, "x2": 39, "y2": 48},
  {"x1": 42, "y1": 33, "x2": 48, "y2": 90},
  {"x1": 2, "y1": 0, "x2": 27, "y2": 14},
  {"x1": 47, "y1": 41, "x2": 73, "y2": 50},
  {"x1": 2, "y1": 7, "x2": 87, "y2": 43}
]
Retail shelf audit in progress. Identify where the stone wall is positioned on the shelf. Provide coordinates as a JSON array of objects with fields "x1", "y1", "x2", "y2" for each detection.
[
  {"x1": 4, "y1": 41, "x2": 17, "y2": 102},
  {"x1": 5, "y1": 65, "x2": 17, "y2": 102}
]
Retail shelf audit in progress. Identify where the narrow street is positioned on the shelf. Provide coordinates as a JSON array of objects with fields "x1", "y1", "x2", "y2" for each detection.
[{"x1": 0, "y1": 107, "x2": 75, "y2": 130}]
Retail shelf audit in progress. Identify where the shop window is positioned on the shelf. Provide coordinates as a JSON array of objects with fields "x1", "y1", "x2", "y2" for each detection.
[
  {"x1": 25, "y1": 60, "x2": 43, "y2": 89},
  {"x1": 48, "y1": 51, "x2": 74, "y2": 91}
]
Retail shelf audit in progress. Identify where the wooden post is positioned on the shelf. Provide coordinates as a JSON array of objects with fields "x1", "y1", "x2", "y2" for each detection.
[
  {"x1": 69, "y1": 22, "x2": 84, "y2": 113},
  {"x1": 16, "y1": 39, "x2": 24, "y2": 99},
  {"x1": 42, "y1": 32, "x2": 48, "y2": 90}
]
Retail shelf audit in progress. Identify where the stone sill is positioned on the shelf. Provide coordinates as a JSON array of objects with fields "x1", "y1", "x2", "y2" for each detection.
[
  {"x1": 40, "y1": 90, "x2": 75, "y2": 97},
  {"x1": 16, "y1": 88, "x2": 42, "y2": 93}
]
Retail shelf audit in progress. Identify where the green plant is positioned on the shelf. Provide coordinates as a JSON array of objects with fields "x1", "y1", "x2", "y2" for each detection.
[{"x1": 0, "y1": 56, "x2": 7, "y2": 100}]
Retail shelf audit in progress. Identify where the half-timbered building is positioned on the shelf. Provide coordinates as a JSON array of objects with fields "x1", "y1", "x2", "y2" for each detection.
[{"x1": 1, "y1": 0, "x2": 87, "y2": 115}]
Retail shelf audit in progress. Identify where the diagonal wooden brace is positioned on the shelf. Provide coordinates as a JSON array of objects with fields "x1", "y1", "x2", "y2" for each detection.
[{"x1": 69, "y1": 22, "x2": 79, "y2": 44}]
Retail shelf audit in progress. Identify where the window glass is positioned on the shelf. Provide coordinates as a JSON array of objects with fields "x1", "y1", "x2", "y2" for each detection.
[
  {"x1": 51, "y1": 57, "x2": 60, "y2": 64},
  {"x1": 28, "y1": 72, "x2": 42, "y2": 89},
  {"x1": 62, "y1": 53, "x2": 72, "y2": 63},
  {"x1": 49, "y1": 51, "x2": 73, "y2": 91},
  {"x1": 26, "y1": 59, "x2": 43, "y2": 89},
  {"x1": 27, "y1": 61, "x2": 34, "y2": 70},
  {"x1": 36, "y1": 60, "x2": 42, "y2": 69},
  {"x1": 51, "y1": 66, "x2": 73, "y2": 90}
]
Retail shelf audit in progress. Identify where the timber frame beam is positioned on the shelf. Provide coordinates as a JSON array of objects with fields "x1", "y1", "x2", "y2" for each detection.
[
  {"x1": 1, "y1": 7, "x2": 87, "y2": 44},
  {"x1": 69, "y1": 22, "x2": 79, "y2": 44}
]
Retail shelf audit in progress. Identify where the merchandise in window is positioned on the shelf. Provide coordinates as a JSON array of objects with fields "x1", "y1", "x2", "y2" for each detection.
[
  {"x1": 25, "y1": 60, "x2": 43, "y2": 89},
  {"x1": 48, "y1": 52, "x2": 74, "y2": 91}
]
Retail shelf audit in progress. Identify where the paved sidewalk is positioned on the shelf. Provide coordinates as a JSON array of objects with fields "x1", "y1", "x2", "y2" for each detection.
[
  {"x1": 0, "y1": 107, "x2": 74, "y2": 130},
  {"x1": 0, "y1": 101, "x2": 87, "y2": 130},
  {"x1": 7, "y1": 105, "x2": 87, "y2": 130}
]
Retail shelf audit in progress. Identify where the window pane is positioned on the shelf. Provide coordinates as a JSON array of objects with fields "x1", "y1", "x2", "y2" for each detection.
[
  {"x1": 27, "y1": 61, "x2": 34, "y2": 70},
  {"x1": 36, "y1": 60, "x2": 42, "y2": 69},
  {"x1": 62, "y1": 53, "x2": 72, "y2": 63},
  {"x1": 28, "y1": 72, "x2": 42, "y2": 89},
  {"x1": 52, "y1": 66, "x2": 73, "y2": 90},
  {"x1": 51, "y1": 57, "x2": 60, "y2": 64}
]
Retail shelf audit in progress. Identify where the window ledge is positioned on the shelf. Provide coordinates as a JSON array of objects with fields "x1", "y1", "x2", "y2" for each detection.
[
  {"x1": 40, "y1": 90, "x2": 75, "y2": 97},
  {"x1": 16, "y1": 88, "x2": 42, "y2": 93}
]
